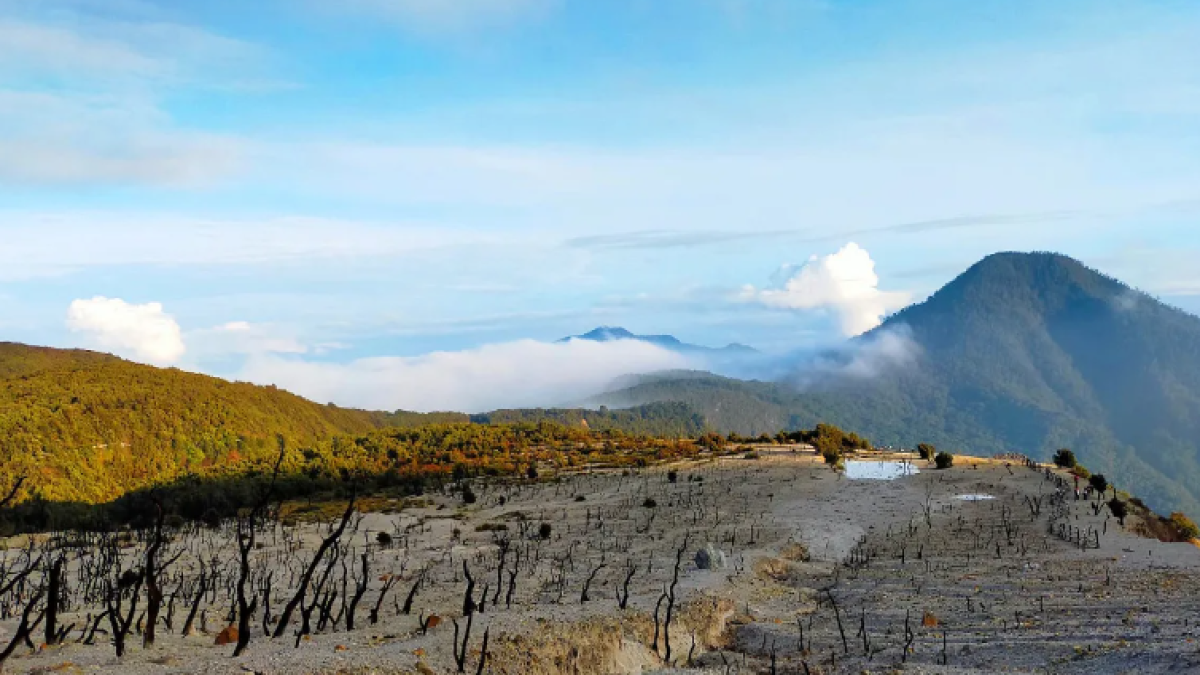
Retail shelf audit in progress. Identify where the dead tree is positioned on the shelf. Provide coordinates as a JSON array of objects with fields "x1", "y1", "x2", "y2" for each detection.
[
  {"x1": 105, "y1": 566, "x2": 143, "y2": 658},
  {"x1": 143, "y1": 500, "x2": 175, "y2": 648},
  {"x1": 0, "y1": 476, "x2": 25, "y2": 509},
  {"x1": 617, "y1": 556, "x2": 637, "y2": 609},
  {"x1": 661, "y1": 536, "x2": 689, "y2": 664},
  {"x1": 273, "y1": 489, "x2": 357, "y2": 639},
  {"x1": 452, "y1": 561, "x2": 480, "y2": 674},
  {"x1": 369, "y1": 573, "x2": 399, "y2": 625},
  {"x1": 0, "y1": 584, "x2": 45, "y2": 673},
  {"x1": 43, "y1": 556, "x2": 64, "y2": 647},
  {"x1": 401, "y1": 567, "x2": 427, "y2": 615},
  {"x1": 181, "y1": 563, "x2": 209, "y2": 636},
  {"x1": 346, "y1": 552, "x2": 369, "y2": 630},
  {"x1": 826, "y1": 589, "x2": 849, "y2": 655},
  {"x1": 234, "y1": 446, "x2": 287, "y2": 656},
  {"x1": 580, "y1": 561, "x2": 606, "y2": 603}
]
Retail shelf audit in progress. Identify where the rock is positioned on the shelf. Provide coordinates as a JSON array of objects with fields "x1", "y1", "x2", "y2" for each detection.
[
  {"x1": 696, "y1": 543, "x2": 728, "y2": 570},
  {"x1": 214, "y1": 625, "x2": 239, "y2": 646}
]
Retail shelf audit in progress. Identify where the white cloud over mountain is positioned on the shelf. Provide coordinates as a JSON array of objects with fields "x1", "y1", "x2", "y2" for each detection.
[
  {"x1": 66, "y1": 296, "x2": 186, "y2": 365},
  {"x1": 741, "y1": 243, "x2": 910, "y2": 336}
]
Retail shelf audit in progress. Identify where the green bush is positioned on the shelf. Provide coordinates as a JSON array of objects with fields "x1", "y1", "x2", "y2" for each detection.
[
  {"x1": 934, "y1": 452, "x2": 955, "y2": 469},
  {"x1": 1053, "y1": 449, "x2": 1077, "y2": 469},
  {"x1": 538, "y1": 522, "x2": 552, "y2": 539},
  {"x1": 1089, "y1": 474, "x2": 1108, "y2": 494},
  {"x1": 1170, "y1": 512, "x2": 1199, "y2": 541},
  {"x1": 1107, "y1": 498, "x2": 1127, "y2": 525}
]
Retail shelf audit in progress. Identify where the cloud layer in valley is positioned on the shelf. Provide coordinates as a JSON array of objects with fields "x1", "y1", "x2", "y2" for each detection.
[
  {"x1": 238, "y1": 338, "x2": 692, "y2": 413},
  {"x1": 741, "y1": 243, "x2": 910, "y2": 336},
  {"x1": 63, "y1": 296, "x2": 693, "y2": 411}
]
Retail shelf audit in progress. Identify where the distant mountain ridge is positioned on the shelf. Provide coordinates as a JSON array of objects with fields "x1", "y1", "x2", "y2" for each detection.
[
  {"x1": 560, "y1": 326, "x2": 757, "y2": 355},
  {"x1": 589, "y1": 252, "x2": 1200, "y2": 516}
]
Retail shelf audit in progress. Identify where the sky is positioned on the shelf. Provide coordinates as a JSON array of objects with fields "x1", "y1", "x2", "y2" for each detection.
[{"x1": 3, "y1": 0, "x2": 1200, "y2": 411}]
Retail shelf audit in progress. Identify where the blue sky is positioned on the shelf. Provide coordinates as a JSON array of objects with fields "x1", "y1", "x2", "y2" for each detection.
[{"x1": 3, "y1": 0, "x2": 1200, "y2": 410}]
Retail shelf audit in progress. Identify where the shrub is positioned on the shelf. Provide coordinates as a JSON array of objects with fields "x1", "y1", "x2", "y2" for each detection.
[
  {"x1": 917, "y1": 443, "x2": 936, "y2": 461},
  {"x1": 934, "y1": 452, "x2": 954, "y2": 469},
  {"x1": 1053, "y1": 449, "x2": 1077, "y2": 469},
  {"x1": 821, "y1": 448, "x2": 841, "y2": 466},
  {"x1": 461, "y1": 487, "x2": 477, "y2": 504},
  {"x1": 1107, "y1": 498, "x2": 1127, "y2": 526},
  {"x1": 574, "y1": 495, "x2": 585, "y2": 502},
  {"x1": 667, "y1": 470, "x2": 678, "y2": 483},
  {"x1": 376, "y1": 531, "x2": 394, "y2": 547},
  {"x1": 526, "y1": 465, "x2": 539, "y2": 480},
  {"x1": 1170, "y1": 512, "x2": 1199, "y2": 541},
  {"x1": 642, "y1": 497, "x2": 658, "y2": 508},
  {"x1": 1072, "y1": 465, "x2": 1091, "y2": 479},
  {"x1": 538, "y1": 522, "x2": 552, "y2": 539},
  {"x1": 1089, "y1": 474, "x2": 1108, "y2": 494}
]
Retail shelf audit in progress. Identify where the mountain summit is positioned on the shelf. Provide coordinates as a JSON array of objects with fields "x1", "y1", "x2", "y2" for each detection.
[
  {"x1": 560, "y1": 326, "x2": 757, "y2": 355},
  {"x1": 591, "y1": 252, "x2": 1200, "y2": 515}
]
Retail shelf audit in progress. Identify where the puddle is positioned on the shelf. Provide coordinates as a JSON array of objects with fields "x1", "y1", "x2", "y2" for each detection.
[
  {"x1": 843, "y1": 460, "x2": 919, "y2": 480},
  {"x1": 956, "y1": 494, "x2": 995, "y2": 501}
]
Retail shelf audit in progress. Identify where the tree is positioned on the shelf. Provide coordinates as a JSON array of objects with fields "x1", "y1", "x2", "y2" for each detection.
[
  {"x1": 1108, "y1": 498, "x2": 1128, "y2": 527},
  {"x1": 934, "y1": 452, "x2": 954, "y2": 469},
  {"x1": 1053, "y1": 449, "x2": 1077, "y2": 469},
  {"x1": 917, "y1": 443, "x2": 936, "y2": 461},
  {"x1": 1088, "y1": 474, "x2": 1108, "y2": 494}
]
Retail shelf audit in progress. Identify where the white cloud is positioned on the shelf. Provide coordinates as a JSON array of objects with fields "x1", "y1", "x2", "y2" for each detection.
[
  {"x1": 238, "y1": 338, "x2": 692, "y2": 412},
  {"x1": 342, "y1": 0, "x2": 552, "y2": 34},
  {"x1": 0, "y1": 12, "x2": 271, "y2": 188},
  {"x1": 66, "y1": 296, "x2": 186, "y2": 365},
  {"x1": 0, "y1": 213, "x2": 489, "y2": 280},
  {"x1": 776, "y1": 325, "x2": 922, "y2": 391},
  {"x1": 188, "y1": 321, "x2": 309, "y2": 360},
  {"x1": 741, "y1": 243, "x2": 910, "y2": 336}
]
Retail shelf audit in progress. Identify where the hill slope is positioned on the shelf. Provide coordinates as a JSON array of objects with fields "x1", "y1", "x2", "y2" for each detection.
[
  {"x1": 0, "y1": 343, "x2": 389, "y2": 504},
  {"x1": 591, "y1": 253, "x2": 1200, "y2": 515}
]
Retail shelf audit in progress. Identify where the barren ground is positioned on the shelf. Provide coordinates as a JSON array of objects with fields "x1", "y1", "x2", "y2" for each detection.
[{"x1": 4, "y1": 446, "x2": 1199, "y2": 674}]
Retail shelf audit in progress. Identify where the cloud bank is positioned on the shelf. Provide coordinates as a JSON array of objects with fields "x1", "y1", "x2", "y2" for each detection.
[
  {"x1": 66, "y1": 296, "x2": 186, "y2": 365},
  {"x1": 741, "y1": 243, "x2": 910, "y2": 336},
  {"x1": 238, "y1": 338, "x2": 693, "y2": 413},
  {"x1": 61, "y1": 295, "x2": 692, "y2": 412}
]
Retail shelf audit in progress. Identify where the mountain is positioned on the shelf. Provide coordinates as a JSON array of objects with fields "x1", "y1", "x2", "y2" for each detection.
[
  {"x1": 0, "y1": 342, "x2": 389, "y2": 505},
  {"x1": 590, "y1": 253, "x2": 1200, "y2": 516},
  {"x1": 560, "y1": 326, "x2": 757, "y2": 355}
]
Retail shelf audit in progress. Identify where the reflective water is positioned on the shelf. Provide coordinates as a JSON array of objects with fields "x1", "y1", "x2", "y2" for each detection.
[
  {"x1": 843, "y1": 460, "x2": 920, "y2": 480},
  {"x1": 956, "y1": 494, "x2": 995, "y2": 501}
]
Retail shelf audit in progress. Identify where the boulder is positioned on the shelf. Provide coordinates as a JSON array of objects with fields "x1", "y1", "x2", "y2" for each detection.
[
  {"x1": 214, "y1": 625, "x2": 238, "y2": 646},
  {"x1": 695, "y1": 543, "x2": 727, "y2": 570}
]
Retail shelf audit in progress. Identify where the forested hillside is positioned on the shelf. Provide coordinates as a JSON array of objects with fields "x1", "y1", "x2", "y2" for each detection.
[
  {"x1": 472, "y1": 401, "x2": 706, "y2": 436},
  {"x1": 592, "y1": 253, "x2": 1200, "y2": 516},
  {"x1": 0, "y1": 343, "x2": 388, "y2": 504},
  {"x1": 0, "y1": 343, "x2": 711, "y2": 509}
]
